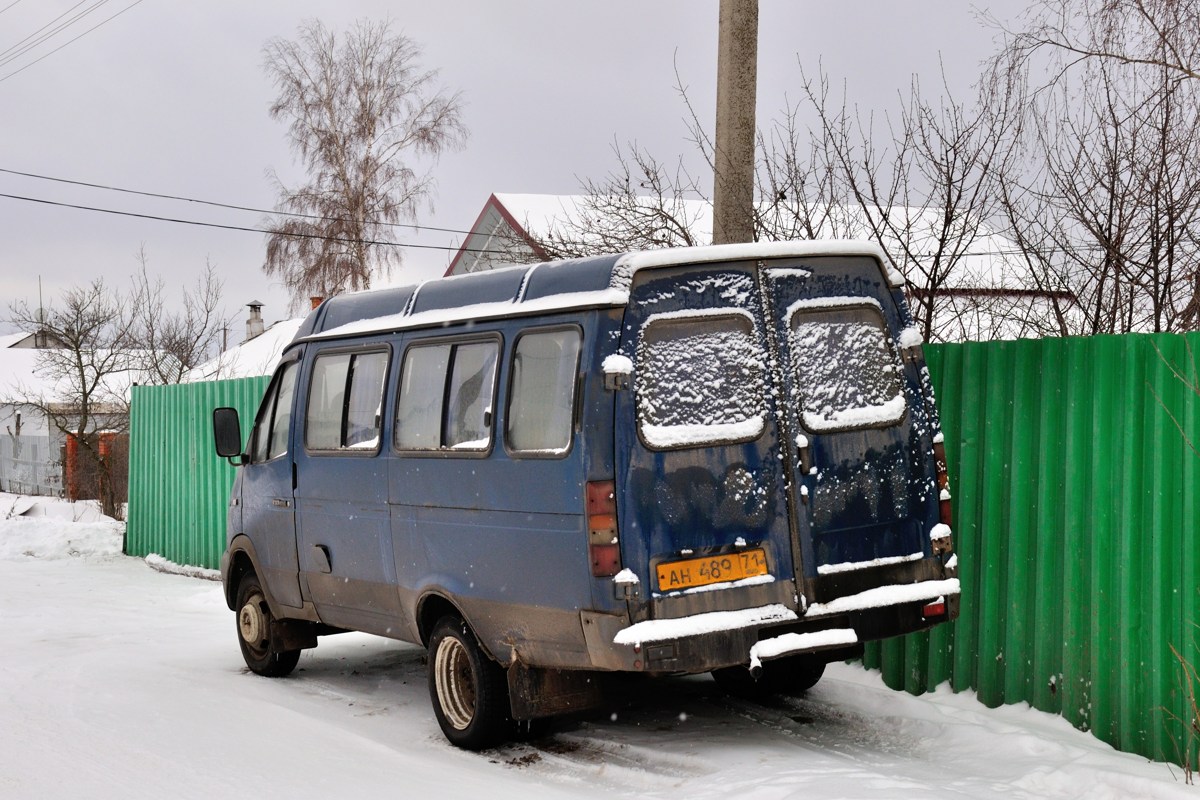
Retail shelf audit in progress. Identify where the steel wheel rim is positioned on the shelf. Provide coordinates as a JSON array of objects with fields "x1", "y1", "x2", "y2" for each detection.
[
  {"x1": 239, "y1": 592, "x2": 269, "y2": 658},
  {"x1": 434, "y1": 636, "x2": 476, "y2": 730}
]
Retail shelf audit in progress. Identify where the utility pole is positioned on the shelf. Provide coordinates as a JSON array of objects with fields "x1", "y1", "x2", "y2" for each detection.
[{"x1": 712, "y1": 0, "x2": 759, "y2": 245}]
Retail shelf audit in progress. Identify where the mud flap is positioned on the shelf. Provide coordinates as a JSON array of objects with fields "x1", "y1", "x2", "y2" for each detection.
[
  {"x1": 270, "y1": 619, "x2": 319, "y2": 651},
  {"x1": 507, "y1": 662, "x2": 605, "y2": 721}
]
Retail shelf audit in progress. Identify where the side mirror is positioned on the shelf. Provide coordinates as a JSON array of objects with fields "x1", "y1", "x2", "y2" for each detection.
[{"x1": 212, "y1": 407, "x2": 244, "y2": 462}]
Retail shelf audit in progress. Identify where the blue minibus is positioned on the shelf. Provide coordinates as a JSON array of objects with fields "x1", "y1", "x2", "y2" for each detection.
[{"x1": 213, "y1": 241, "x2": 959, "y2": 749}]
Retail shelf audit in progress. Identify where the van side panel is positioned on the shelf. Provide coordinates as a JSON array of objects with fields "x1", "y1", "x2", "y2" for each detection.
[
  {"x1": 292, "y1": 335, "x2": 400, "y2": 635},
  {"x1": 388, "y1": 311, "x2": 608, "y2": 669}
]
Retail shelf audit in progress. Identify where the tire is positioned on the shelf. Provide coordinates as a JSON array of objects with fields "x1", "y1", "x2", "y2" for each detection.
[
  {"x1": 427, "y1": 615, "x2": 511, "y2": 750},
  {"x1": 235, "y1": 572, "x2": 301, "y2": 678},
  {"x1": 769, "y1": 654, "x2": 826, "y2": 696},
  {"x1": 713, "y1": 654, "x2": 826, "y2": 699}
]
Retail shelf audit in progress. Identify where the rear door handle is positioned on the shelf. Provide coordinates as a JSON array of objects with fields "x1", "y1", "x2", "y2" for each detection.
[{"x1": 271, "y1": 497, "x2": 291, "y2": 508}]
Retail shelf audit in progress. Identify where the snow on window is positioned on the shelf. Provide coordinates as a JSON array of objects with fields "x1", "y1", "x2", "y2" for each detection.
[
  {"x1": 636, "y1": 310, "x2": 766, "y2": 449},
  {"x1": 787, "y1": 302, "x2": 905, "y2": 432}
]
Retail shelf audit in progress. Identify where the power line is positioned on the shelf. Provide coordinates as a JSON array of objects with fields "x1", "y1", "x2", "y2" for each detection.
[
  {"x1": 0, "y1": 165, "x2": 478, "y2": 237},
  {"x1": 0, "y1": 176, "x2": 1124, "y2": 263},
  {"x1": 0, "y1": 1, "x2": 28, "y2": 17},
  {"x1": 0, "y1": 0, "x2": 145, "y2": 84},
  {"x1": 0, "y1": 0, "x2": 108, "y2": 66},
  {"x1": 0, "y1": 190, "x2": 499, "y2": 255}
]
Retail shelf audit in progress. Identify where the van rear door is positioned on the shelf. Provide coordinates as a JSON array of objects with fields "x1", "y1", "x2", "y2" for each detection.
[
  {"x1": 616, "y1": 262, "x2": 799, "y2": 618},
  {"x1": 761, "y1": 256, "x2": 932, "y2": 595},
  {"x1": 616, "y1": 254, "x2": 935, "y2": 624}
]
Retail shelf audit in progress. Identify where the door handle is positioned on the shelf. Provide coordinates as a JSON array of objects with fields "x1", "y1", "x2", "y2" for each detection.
[{"x1": 271, "y1": 497, "x2": 291, "y2": 508}]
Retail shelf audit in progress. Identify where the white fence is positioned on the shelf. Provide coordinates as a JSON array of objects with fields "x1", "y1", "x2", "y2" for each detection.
[{"x1": 0, "y1": 433, "x2": 62, "y2": 496}]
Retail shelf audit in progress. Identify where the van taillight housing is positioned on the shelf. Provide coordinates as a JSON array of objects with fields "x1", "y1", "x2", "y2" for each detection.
[{"x1": 587, "y1": 480, "x2": 620, "y2": 577}]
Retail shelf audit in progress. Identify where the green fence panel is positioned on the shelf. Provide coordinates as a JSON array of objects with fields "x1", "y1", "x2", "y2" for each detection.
[
  {"x1": 126, "y1": 377, "x2": 269, "y2": 570},
  {"x1": 865, "y1": 332, "x2": 1200, "y2": 766}
]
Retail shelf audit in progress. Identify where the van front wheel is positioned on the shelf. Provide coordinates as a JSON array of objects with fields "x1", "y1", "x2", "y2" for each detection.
[
  {"x1": 428, "y1": 616, "x2": 510, "y2": 750},
  {"x1": 235, "y1": 573, "x2": 300, "y2": 677}
]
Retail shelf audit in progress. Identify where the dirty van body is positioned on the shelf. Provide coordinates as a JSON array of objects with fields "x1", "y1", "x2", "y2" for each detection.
[{"x1": 212, "y1": 241, "x2": 960, "y2": 749}]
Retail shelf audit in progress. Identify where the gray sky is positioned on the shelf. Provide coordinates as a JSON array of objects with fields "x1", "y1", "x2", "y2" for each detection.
[{"x1": 0, "y1": 0, "x2": 1026, "y2": 336}]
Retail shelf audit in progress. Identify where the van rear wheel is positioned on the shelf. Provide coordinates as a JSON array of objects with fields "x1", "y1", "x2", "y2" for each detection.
[
  {"x1": 427, "y1": 615, "x2": 510, "y2": 750},
  {"x1": 235, "y1": 573, "x2": 301, "y2": 677}
]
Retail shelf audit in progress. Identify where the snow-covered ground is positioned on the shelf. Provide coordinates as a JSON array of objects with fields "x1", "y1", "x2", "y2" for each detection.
[{"x1": 1, "y1": 493, "x2": 1193, "y2": 799}]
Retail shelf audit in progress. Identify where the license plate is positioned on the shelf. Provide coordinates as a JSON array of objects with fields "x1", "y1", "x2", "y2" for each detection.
[{"x1": 656, "y1": 548, "x2": 769, "y2": 591}]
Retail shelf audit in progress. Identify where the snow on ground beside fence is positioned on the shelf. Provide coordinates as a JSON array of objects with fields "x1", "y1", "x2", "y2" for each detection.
[{"x1": 0, "y1": 492, "x2": 123, "y2": 560}]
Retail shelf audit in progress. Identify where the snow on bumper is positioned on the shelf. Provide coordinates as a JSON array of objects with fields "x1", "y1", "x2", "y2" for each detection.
[
  {"x1": 804, "y1": 578, "x2": 961, "y2": 618},
  {"x1": 612, "y1": 604, "x2": 798, "y2": 646},
  {"x1": 611, "y1": 578, "x2": 960, "y2": 646},
  {"x1": 749, "y1": 628, "x2": 858, "y2": 671}
]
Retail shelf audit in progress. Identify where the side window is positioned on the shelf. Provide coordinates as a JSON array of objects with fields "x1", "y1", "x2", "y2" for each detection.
[
  {"x1": 636, "y1": 312, "x2": 767, "y2": 449},
  {"x1": 507, "y1": 328, "x2": 581, "y2": 455},
  {"x1": 305, "y1": 349, "x2": 389, "y2": 452},
  {"x1": 788, "y1": 304, "x2": 906, "y2": 432},
  {"x1": 395, "y1": 339, "x2": 499, "y2": 453},
  {"x1": 445, "y1": 342, "x2": 497, "y2": 449},
  {"x1": 252, "y1": 361, "x2": 298, "y2": 463},
  {"x1": 395, "y1": 345, "x2": 449, "y2": 449}
]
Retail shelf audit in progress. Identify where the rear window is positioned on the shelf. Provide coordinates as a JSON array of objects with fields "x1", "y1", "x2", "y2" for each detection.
[
  {"x1": 787, "y1": 302, "x2": 905, "y2": 432},
  {"x1": 635, "y1": 311, "x2": 767, "y2": 449}
]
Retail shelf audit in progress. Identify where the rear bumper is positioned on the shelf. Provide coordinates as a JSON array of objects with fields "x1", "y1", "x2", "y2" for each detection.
[{"x1": 587, "y1": 577, "x2": 959, "y2": 674}]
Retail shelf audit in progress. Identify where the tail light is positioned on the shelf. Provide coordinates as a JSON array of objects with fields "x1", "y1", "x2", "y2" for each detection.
[
  {"x1": 922, "y1": 599, "x2": 947, "y2": 618},
  {"x1": 587, "y1": 480, "x2": 621, "y2": 577}
]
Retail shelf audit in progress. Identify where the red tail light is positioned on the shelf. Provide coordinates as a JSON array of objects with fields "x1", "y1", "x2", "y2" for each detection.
[
  {"x1": 922, "y1": 600, "x2": 947, "y2": 618},
  {"x1": 587, "y1": 480, "x2": 620, "y2": 577}
]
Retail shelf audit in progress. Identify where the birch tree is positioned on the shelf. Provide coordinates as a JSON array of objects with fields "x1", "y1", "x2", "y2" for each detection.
[{"x1": 263, "y1": 19, "x2": 466, "y2": 306}]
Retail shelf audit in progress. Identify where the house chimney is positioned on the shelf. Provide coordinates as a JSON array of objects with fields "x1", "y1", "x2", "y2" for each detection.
[
  {"x1": 310, "y1": 296, "x2": 324, "y2": 310},
  {"x1": 245, "y1": 301, "x2": 265, "y2": 342}
]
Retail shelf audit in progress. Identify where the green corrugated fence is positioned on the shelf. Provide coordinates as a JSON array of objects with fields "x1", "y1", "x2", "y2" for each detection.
[
  {"x1": 126, "y1": 377, "x2": 269, "y2": 570},
  {"x1": 865, "y1": 332, "x2": 1200, "y2": 766}
]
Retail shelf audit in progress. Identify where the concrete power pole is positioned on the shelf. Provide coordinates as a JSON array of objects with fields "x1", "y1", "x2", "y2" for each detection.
[{"x1": 712, "y1": 0, "x2": 759, "y2": 245}]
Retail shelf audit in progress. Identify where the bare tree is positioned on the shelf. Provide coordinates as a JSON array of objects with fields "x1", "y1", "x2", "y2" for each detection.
[
  {"x1": 263, "y1": 18, "x2": 467, "y2": 306},
  {"x1": 7, "y1": 281, "x2": 139, "y2": 518},
  {"x1": 523, "y1": 58, "x2": 1026, "y2": 342},
  {"x1": 129, "y1": 249, "x2": 226, "y2": 384},
  {"x1": 532, "y1": 142, "x2": 709, "y2": 260},
  {"x1": 989, "y1": 2, "x2": 1200, "y2": 335},
  {"x1": 794, "y1": 68, "x2": 1021, "y2": 342},
  {"x1": 987, "y1": 0, "x2": 1200, "y2": 84}
]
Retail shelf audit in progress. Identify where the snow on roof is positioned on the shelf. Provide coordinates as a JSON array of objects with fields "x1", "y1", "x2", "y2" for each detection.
[
  {"x1": 0, "y1": 344, "x2": 164, "y2": 406},
  {"x1": 185, "y1": 319, "x2": 304, "y2": 382},
  {"x1": 0, "y1": 332, "x2": 29, "y2": 349},
  {"x1": 488, "y1": 193, "x2": 1034, "y2": 292},
  {"x1": 308, "y1": 242, "x2": 901, "y2": 342}
]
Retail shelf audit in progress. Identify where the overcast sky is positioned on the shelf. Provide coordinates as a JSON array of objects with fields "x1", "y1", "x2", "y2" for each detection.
[{"x1": 0, "y1": 0, "x2": 1027, "y2": 337}]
